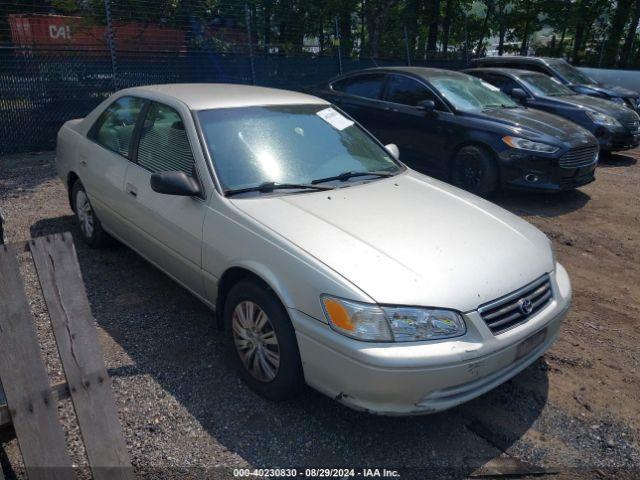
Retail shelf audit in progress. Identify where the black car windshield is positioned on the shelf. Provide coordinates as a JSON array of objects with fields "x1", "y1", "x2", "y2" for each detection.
[
  {"x1": 547, "y1": 59, "x2": 595, "y2": 85},
  {"x1": 429, "y1": 73, "x2": 519, "y2": 111},
  {"x1": 197, "y1": 105, "x2": 401, "y2": 193},
  {"x1": 519, "y1": 73, "x2": 575, "y2": 97}
]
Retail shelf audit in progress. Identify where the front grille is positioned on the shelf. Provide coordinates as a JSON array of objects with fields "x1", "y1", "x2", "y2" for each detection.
[
  {"x1": 624, "y1": 120, "x2": 639, "y2": 132},
  {"x1": 558, "y1": 145, "x2": 598, "y2": 169},
  {"x1": 559, "y1": 171, "x2": 595, "y2": 189},
  {"x1": 479, "y1": 275, "x2": 553, "y2": 335}
]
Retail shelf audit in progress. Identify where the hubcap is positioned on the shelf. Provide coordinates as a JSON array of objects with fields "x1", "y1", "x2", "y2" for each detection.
[
  {"x1": 75, "y1": 190, "x2": 94, "y2": 238},
  {"x1": 232, "y1": 301, "x2": 280, "y2": 382}
]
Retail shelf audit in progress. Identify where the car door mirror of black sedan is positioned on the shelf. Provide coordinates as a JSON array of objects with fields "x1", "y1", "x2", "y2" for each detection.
[
  {"x1": 511, "y1": 88, "x2": 528, "y2": 101},
  {"x1": 385, "y1": 143, "x2": 400, "y2": 160},
  {"x1": 417, "y1": 100, "x2": 436, "y2": 113},
  {"x1": 150, "y1": 171, "x2": 201, "y2": 197}
]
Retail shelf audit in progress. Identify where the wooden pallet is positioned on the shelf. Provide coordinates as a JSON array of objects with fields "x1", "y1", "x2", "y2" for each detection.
[{"x1": 0, "y1": 233, "x2": 133, "y2": 480}]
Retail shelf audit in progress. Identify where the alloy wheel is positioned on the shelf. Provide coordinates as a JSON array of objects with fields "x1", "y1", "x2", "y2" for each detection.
[
  {"x1": 75, "y1": 189, "x2": 94, "y2": 238},
  {"x1": 231, "y1": 300, "x2": 281, "y2": 382}
]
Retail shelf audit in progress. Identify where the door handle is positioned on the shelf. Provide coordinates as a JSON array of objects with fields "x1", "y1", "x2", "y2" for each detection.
[
  {"x1": 125, "y1": 183, "x2": 138, "y2": 198},
  {"x1": 79, "y1": 155, "x2": 88, "y2": 166}
]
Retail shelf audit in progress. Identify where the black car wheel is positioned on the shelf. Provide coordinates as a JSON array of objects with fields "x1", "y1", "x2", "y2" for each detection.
[
  {"x1": 224, "y1": 279, "x2": 304, "y2": 400},
  {"x1": 451, "y1": 146, "x2": 499, "y2": 196}
]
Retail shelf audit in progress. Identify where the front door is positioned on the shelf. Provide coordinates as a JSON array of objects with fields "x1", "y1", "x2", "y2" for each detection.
[
  {"x1": 122, "y1": 100, "x2": 209, "y2": 297},
  {"x1": 380, "y1": 74, "x2": 453, "y2": 176}
]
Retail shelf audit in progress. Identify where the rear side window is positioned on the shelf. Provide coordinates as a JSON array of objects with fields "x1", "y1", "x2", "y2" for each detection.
[
  {"x1": 483, "y1": 74, "x2": 521, "y2": 95},
  {"x1": 136, "y1": 103, "x2": 195, "y2": 175},
  {"x1": 90, "y1": 96, "x2": 145, "y2": 158},
  {"x1": 385, "y1": 75, "x2": 441, "y2": 108},
  {"x1": 342, "y1": 74, "x2": 385, "y2": 99}
]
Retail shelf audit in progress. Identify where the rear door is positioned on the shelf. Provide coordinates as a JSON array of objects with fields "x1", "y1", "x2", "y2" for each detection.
[
  {"x1": 78, "y1": 96, "x2": 147, "y2": 242},
  {"x1": 328, "y1": 73, "x2": 388, "y2": 138},
  {"x1": 381, "y1": 74, "x2": 455, "y2": 175},
  {"x1": 122, "y1": 100, "x2": 210, "y2": 297}
]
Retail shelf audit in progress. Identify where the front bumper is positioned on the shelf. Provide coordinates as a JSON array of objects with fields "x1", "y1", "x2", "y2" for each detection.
[
  {"x1": 291, "y1": 264, "x2": 571, "y2": 415},
  {"x1": 596, "y1": 129, "x2": 640, "y2": 152},
  {"x1": 498, "y1": 149, "x2": 596, "y2": 192}
]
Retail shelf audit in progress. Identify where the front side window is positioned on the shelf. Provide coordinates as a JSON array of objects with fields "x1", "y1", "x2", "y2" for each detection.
[
  {"x1": 519, "y1": 73, "x2": 575, "y2": 97},
  {"x1": 385, "y1": 75, "x2": 441, "y2": 108},
  {"x1": 198, "y1": 104, "x2": 401, "y2": 194},
  {"x1": 430, "y1": 73, "x2": 519, "y2": 111},
  {"x1": 137, "y1": 102, "x2": 195, "y2": 175},
  {"x1": 90, "y1": 96, "x2": 145, "y2": 158},
  {"x1": 342, "y1": 74, "x2": 385, "y2": 100}
]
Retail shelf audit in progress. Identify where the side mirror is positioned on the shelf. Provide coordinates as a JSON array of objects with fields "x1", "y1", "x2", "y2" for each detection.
[
  {"x1": 417, "y1": 100, "x2": 436, "y2": 113},
  {"x1": 150, "y1": 171, "x2": 201, "y2": 197},
  {"x1": 511, "y1": 88, "x2": 528, "y2": 101},
  {"x1": 385, "y1": 143, "x2": 400, "y2": 160}
]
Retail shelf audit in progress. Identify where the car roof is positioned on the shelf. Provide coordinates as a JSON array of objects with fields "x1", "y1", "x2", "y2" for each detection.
[
  {"x1": 340, "y1": 66, "x2": 469, "y2": 82},
  {"x1": 119, "y1": 83, "x2": 328, "y2": 110},
  {"x1": 465, "y1": 67, "x2": 546, "y2": 77},
  {"x1": 472, "y1": 56, "x2": 556, "y2": 64}
]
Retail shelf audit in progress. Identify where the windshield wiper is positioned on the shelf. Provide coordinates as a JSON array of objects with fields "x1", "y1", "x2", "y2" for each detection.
[
  {"x1": 225, "y1": 181, "x2": 332, "y2": 197},
  {"x1": 311, "y1": 170, "x2": 394, "y2": 185}
]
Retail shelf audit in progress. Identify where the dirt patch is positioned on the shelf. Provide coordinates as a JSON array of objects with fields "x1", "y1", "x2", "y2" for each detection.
[{"x1": 0, "y1": 150, "x2": 638, "y2": 478}]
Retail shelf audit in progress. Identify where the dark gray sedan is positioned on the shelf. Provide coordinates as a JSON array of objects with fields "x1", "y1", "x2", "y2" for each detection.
[{"x1": 466, "y1": 68, "x2": 640, "y2": 152}]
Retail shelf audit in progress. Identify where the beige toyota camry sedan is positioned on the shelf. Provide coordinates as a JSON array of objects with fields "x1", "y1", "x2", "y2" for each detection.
[{"x1": 56, "y1": 84, "x2": 572, "y2": 415}]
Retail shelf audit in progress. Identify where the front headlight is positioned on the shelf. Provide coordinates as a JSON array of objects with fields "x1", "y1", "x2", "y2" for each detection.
[
  {"x1": 321, "y1": 295, "x2": 466, "y2": 342},
  {"x1": 586, "y1": 111, "x2": 622, "y2": 128},
  {"x1": 502, "y1": 136, "x2": 559, "y2": 153}
]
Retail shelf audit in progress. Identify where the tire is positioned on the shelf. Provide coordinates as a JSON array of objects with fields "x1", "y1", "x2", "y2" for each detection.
[
  {"x1": 224, "y1": 280, "x2": 304, "y2": 400},
  {"x1": 451, "y1": 146, "x2": 499, "y2": 196},
  {"x1": 71, "y1": 180, "x2": 110, "y2": 248}
]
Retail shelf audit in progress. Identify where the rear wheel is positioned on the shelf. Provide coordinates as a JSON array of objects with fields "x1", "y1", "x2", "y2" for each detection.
[
  {"x1": 71, "y1": 180, "x2": 110, "y2": 248},
  {"x1": 224, "y1": 280, "x2": 304, "y2": 400},
  {"x1": 451, "y1": 146, "x2": 499, "y2": 196}
]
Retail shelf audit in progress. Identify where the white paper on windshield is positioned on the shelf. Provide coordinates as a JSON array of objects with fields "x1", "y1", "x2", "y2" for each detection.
[{"x1": 316, "y1": 107, "x2": 354, "y2": 130}]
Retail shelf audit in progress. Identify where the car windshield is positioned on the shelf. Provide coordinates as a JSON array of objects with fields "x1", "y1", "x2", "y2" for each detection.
[
  {"x1": 547, "y1": 59, "x2": 595, "y2": 85},
  {"x1": 429, "y1": 73, "x2": 519, "y2": 111},
  {"x1": 197, "y1": 104, "x2": 401, "y2": 194},
  {"x1": 519, "y1": 73, "x2": 575, "y2": 97}
]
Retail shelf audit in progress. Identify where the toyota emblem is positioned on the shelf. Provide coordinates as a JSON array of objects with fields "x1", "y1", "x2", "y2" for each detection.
[{"x1": 518, "y1": 297, "x2": 533, "y2": 315}]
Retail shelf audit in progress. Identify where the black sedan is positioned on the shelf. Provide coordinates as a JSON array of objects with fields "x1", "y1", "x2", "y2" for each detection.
[
  {"x1": 466, "y1": 68, "x2": 640, "y2": 152},
  {"x1": 469, "y1": 56, "x2": 640, "y2": 113},
  {"x1": 312, "y1": 67, "x2": 599, "y2": 195}
]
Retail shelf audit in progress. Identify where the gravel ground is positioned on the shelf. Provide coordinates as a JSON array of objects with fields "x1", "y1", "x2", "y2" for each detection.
[{"x1": 0, "y1": 150, "x2": 639, "y2": 479}]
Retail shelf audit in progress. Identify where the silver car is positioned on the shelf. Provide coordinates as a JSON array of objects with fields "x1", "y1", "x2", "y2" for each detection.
[{"x1": 56, "y1": 84, "x2": 572, "y2": 415}]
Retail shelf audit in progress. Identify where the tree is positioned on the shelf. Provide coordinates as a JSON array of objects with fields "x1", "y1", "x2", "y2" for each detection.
[{"x1": 603, "y1": 0, "x2": 634, "y2": 67}]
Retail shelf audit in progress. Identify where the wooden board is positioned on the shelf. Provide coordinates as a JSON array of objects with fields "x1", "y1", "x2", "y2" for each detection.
[
  {"x1": 30, "y1": 234, "x2": 133, "y2": 480},
  {"x1": 1, "y1": 382, "x2": 71, "y2": 430},
  {"x1": 0, "y1": 244, "x2": 74, "y2": 480}
]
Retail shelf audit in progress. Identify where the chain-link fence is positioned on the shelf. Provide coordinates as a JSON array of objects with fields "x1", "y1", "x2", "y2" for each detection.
[{"x1": 0, "y1": 0, "x2": 469, "y2": 155}]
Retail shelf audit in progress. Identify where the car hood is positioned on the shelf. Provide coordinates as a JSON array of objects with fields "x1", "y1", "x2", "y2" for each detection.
[
  {"x1": 553, "y1": 94, "x2": 639, "y2": 120},
  {"x1": 231, "y1": 171, "x2": 554, "y2": 312},
  {"x1": 463, "y1": 107, "x2": 590, "y2": 143},
  {"x1": 578, "y1": 83, "x2": 639, "y2": 98}
]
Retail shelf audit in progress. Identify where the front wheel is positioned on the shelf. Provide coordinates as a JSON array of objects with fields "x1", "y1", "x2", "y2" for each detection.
[
  {"x1": 451, "y1": 146, "x2": 499, "y2": 196},
  {"x1": 224, "y1": 280, "x2": 304, "y2": 400},
  {"x1": 71, "y1": 180, "x2": 110, "y2": 248}
]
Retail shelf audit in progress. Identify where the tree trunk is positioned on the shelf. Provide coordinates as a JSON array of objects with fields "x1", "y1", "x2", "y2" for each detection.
[
  {"x1": 441, "y1": 0, "x2": 453, "y2": 54},
  {"x1": 603, "y1": 0, "x2": 634, "y2": 67},
  {"x1": 263, "y1": 0, "x2": 272, "y2": 53},
  {"x1": 620, "y1": 0, "x2": 640, "y2": 67},
  {"x1": 339, "y1": 9, "x2": 352, "y2": 57},
  {"x1": 476, "y1": 0, "x2": 493, "y2": 55},
  {"x1": 497, "y1": 1, "x2": 506, "y2": 55},
  {"x1": 426, "y1": 0, "x2": 441, "y2": 53}
]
